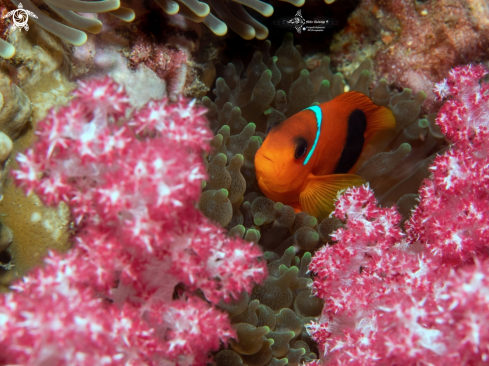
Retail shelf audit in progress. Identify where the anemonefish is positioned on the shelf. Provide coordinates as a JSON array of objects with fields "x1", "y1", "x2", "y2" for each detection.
[{"x1": 255, "y1": 91, "x2": 396, "y2": 220}]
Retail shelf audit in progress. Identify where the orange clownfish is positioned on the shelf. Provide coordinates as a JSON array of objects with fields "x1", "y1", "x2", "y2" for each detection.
[{"x1": 255, "y1": 91, "x2": 396, "y2": 220}]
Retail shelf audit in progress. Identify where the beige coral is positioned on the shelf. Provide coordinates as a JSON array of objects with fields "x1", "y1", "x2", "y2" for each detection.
[
  {"x1": 0, "y1": 71, "x2": 31, "y2": 140},
  {"x1": 0, "y1": 20, "x2": 73, "y2": 288},
  {"x1": 0, "y1": 132, "x2": 13, "y2": 256},
  {"x1": 0, "y1": 66, "x2": 31, "y2": 265}
]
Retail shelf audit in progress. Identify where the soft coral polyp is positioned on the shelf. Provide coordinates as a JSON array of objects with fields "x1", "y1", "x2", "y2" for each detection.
[
  {"x1": 2, "y1": 76, "x2": 267, "y2": 365},
  {"x1": 308, "y1": 64, "x2": 489, "y2": 365}
]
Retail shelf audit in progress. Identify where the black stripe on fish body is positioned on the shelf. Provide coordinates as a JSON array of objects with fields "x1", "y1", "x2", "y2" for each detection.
[{"x1": 334, "y1": 109, "x2": 367, "y2": 174}]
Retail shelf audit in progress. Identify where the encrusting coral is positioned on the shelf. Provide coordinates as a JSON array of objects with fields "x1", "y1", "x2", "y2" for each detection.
[{"x1": 328, "y1": 0, "x2": 489, "y2": 112}]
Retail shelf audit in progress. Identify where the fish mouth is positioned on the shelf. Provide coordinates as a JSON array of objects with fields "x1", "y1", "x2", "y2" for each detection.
[
  {"x1": 256, "y1": 152, "x2": 293, "y2": 191},
  {"x1": 256, "y1": 152, "x2": 283, "y2": 176},
  {"x1": 257, "y1": 152, "x2": 273, "y2": 164}
]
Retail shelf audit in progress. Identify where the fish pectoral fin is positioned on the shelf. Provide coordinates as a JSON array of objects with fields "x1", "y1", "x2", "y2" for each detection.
[{"x1": 300, "y1": 174, "x2": 366, "y2": 220}]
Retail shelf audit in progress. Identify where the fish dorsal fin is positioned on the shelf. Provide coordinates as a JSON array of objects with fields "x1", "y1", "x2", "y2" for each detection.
[
  {"x1": 334, "y1": 109, "x2": 366, "y2": 174},
  {"x1": 300, "y1": 174, "x2": 366, "y2": 220},
  {"x1": 332, "y1": 91, "x2": 395, "y2": 140}
]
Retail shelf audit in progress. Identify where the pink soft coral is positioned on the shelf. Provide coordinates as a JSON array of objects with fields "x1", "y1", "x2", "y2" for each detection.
[
  {"x1": 308, "y1": 64, "x2": 489, "y2": 365},
  {"x1": 407, "y1": 64, "x2": 489, "y2": 263},
  {"x1": 3, "y1": 77, "x2": 267, "y2": 365}
]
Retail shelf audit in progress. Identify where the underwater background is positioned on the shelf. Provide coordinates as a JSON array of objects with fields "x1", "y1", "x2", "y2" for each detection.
[{"x1": 0, "y1": 0, "x2": 488, "y2": 365}]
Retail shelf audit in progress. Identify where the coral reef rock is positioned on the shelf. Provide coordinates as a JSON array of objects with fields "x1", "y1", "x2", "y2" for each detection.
[
  {"x1": 329, "y1": 0, "x2": 489, "y2": 112},
  {"x1": 9, "y1": 20, "x2": 74, "y2": 121},
  {"x1": 0, "y1": 131, "x2": 13, "y2": 256},
  {"x1": 72, "y1": 4, "x2": 206, "y2": 102},
  {"x1": 0, "y1": 70, "x2": 31, "y2": 140}
]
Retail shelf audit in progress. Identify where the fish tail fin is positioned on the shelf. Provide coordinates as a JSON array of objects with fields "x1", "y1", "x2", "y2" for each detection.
[{"x1": 300, "y1": 174, "x2": 366, "y2": 221}]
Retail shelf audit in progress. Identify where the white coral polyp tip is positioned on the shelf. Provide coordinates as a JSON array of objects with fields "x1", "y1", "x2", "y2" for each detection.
[{"x1": 433, "y1": 79, "x2": 450, "y2": 100}]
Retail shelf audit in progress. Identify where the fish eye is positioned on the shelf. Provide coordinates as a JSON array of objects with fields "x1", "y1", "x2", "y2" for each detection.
[{"x1": 294, "y1": 138, "x2": 308, "y2": 159}]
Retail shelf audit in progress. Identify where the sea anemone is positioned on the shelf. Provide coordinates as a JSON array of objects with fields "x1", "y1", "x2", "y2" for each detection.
[
  {"x1": 199, "y1": 33, "x2": 448, "y2": 364},
  {"x1": 0, "y1": 0, "x2": 134, "y2": 59},
  {"x1": 201, "y1": 33, "x2": 447, "y2": 232},
  {"x1": 154, "y1": 0, "x2": 305, "y2": 40},
  {"x1": 0, "y1": 0, "x2": 311, "y2": 60}
]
